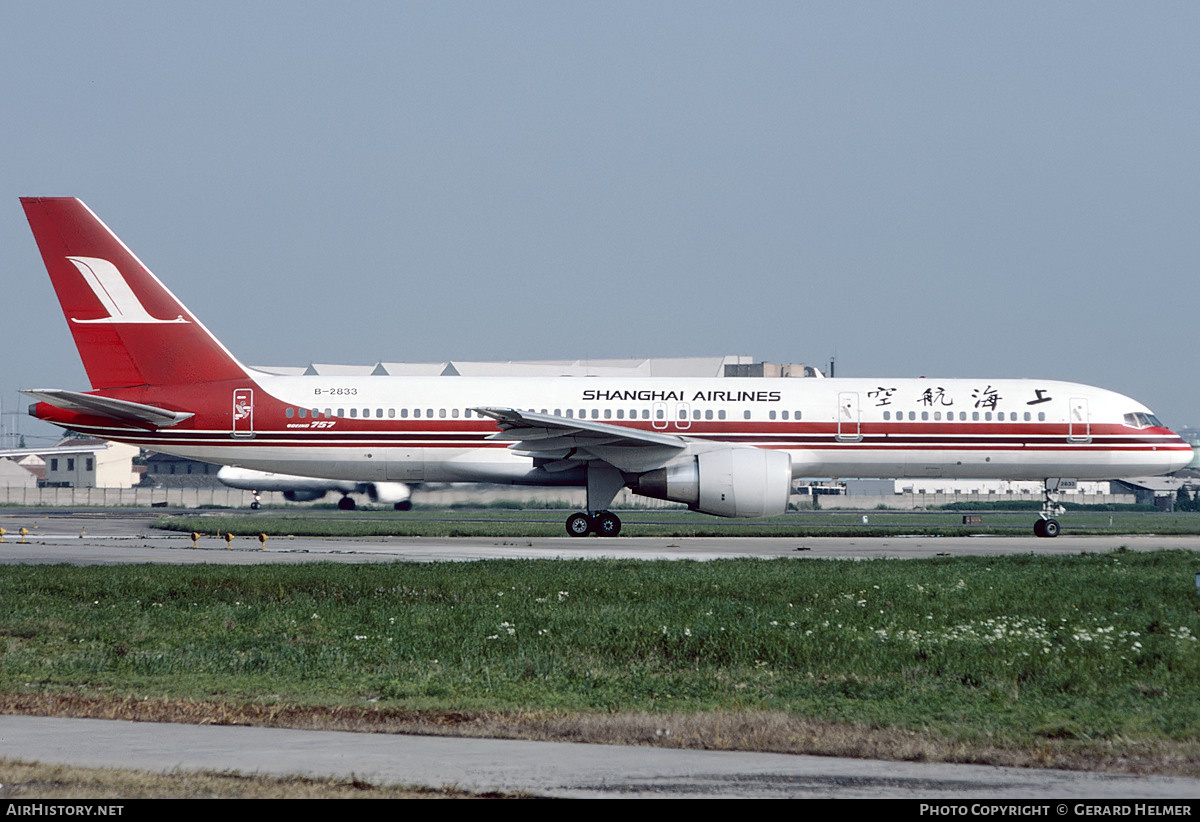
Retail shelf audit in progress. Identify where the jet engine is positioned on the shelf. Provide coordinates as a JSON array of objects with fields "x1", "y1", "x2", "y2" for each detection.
[
  {"x1": 631, "y1": 448, "x2": 792, "y2": 517},
  {"x1": 364, "y1": 482, "x2": 412, "y2": 506}
]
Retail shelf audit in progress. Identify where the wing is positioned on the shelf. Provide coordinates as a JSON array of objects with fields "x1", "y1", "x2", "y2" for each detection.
[{"x1": 472, "y1": 407, "x2": 687, "y2": 473}]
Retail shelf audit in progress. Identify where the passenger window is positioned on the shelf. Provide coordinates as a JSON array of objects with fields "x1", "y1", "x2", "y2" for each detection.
[
  {"x1": 285, "y1": 407, "x2": 294, "y2": 418},
  {"x1": 743, "y1": 410, "x2": 751, "y2": 420},
  {"x1": 883, "y1": 411, "x2": 891, "y2": 420}
]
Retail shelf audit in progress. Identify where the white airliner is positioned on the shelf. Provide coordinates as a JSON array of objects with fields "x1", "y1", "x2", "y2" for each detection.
[
  {"x1": 216, "y1": 465, "x2": 412, "y2": 510},
  {"x1": 20, "y1": 198, "x2": 1193, "y2": 538}
]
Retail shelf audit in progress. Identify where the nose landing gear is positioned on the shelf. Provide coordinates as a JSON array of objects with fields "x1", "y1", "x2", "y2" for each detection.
[{"x1": 1035, "y1": 478, "x2": 1067, "y2": 537}]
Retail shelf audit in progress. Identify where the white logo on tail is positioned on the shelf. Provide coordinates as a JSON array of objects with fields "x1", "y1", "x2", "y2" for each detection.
[{"x1": 66, "y1": 256, "x2": 188, "y2": 324}]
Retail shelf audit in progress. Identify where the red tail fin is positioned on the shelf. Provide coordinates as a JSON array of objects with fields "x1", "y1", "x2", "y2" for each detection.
[{"x1": 21, "y1": 197, "x2": 248, "y2": 390}]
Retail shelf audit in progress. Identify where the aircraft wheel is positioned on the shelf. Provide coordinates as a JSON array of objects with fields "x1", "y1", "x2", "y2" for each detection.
[
  {"x1": 250, "y1": 501, "x2": 260, "y2": 510},
  {"x1": 338, "y1": 496, "x2": 356, "y2": 511},
  {"x1": 566, "y1": 512, "x2": 592, "y2": 537},
  {"x1": 394, "y1": 500, "x2": 413, "y2": 511},
  {"x1": 593, "y1": 511, "x2": 621, "y2": 537},
  {"x1": 1034, "y1": 518, "x2": 1060, "y2": 538}
]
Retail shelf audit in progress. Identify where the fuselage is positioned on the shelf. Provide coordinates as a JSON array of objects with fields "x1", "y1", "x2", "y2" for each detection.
[{"x1": 32, "y1": 373, "x2": 1193, "y2": 485}]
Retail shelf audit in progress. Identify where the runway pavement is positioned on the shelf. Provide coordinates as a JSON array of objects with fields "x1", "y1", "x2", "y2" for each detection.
[
  {"x1": 3, "y1": 510, "x2": 1200, "y2": 565},
  {"x1": 3, "y1": 715, "x2": 1199, "y2": 799}
]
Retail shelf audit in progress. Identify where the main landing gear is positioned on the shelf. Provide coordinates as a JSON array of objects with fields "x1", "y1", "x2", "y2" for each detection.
[
  {"x1": 565, "y1": 461, "x2": 625, "y2": 537},
  {"x1": 1034, "y1": 478, "x2": 1067, "y2": 538},
  {"x1": 566, "y1": 510, "x2": 621, "y2": 537},
  {"x1": 337, "y1": 495, "x2": 356, "y2": 511}
]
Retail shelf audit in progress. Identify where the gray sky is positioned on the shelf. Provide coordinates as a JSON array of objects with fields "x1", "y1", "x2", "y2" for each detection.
[{"x1": 2, "y1": 2, "x2": 1197, "y2": 445}]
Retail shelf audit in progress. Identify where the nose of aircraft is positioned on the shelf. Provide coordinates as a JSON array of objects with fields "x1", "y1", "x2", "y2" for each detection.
[{"x1": 1160, "y1": 427, "x2": 1195, "y2": 474}]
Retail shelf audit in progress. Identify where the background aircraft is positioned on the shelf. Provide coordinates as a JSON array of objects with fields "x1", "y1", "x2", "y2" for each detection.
[{"x1": 216, "y1": 466, "x2": 411, "y2": 510}]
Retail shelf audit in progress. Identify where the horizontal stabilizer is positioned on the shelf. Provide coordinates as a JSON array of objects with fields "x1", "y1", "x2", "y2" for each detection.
[{"x1": 22, "y1": 389, "x2": 194, "y2": 429}]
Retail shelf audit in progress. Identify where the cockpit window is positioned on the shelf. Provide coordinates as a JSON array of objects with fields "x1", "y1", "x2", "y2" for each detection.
[{"x1": 1125, "y1": 412, "x2": 1164, "y2": 429}]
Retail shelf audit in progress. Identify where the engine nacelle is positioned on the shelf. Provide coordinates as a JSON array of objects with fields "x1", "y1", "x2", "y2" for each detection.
[
  {"x1": 365, "y1": 482, "x2": 412, "y2": 505},
  {"x1": 632, "y1": 448, "x2": 792, "y2": 517},
  {"x1": 283, "y1": 489, "x2": 327, "y2": 502}
]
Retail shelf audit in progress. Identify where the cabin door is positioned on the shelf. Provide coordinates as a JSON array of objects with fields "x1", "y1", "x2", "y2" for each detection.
[
  {"x1": 232, "y1": 388, "x2": 254, "y2": 438},
  {"x1": 1068, "y1": 397, "x2": 1091, "y2": 443},
  {"x1": 836, "y1": 392, "x2": 862, "y2": 442}
]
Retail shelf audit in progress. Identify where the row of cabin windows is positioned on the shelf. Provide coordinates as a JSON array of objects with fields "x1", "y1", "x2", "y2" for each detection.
[
  {"x1": 882, "y1": 410, "x2": 1047, "y2": 421},
  {"x1": 284, "y1": 407, "x2": 807, "y2": 421},
  {"x1": 283, "y1": 406, "x2": 1054, "y2": 423}
]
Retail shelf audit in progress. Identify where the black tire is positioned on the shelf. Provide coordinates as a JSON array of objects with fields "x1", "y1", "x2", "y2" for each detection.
[
  {"x1": 338, "y1": 496, "x2": 356, "y2": 511},
  {"x1": 594, "y1": 511, "x2": 621, "y2": 537},
  {"x1": 566, "y1": 512, "x2": 592, "y2": 537},
  {"x1": 394, "y1": 500, "x2": 413, "y2": 511},
  {"x1": 1042, "y1": 518, "x2": 1060, "y2": 538}
]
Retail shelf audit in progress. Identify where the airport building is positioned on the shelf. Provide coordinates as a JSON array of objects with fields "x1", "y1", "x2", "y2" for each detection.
[
  {"x1": 0, "y1": 437, "x2": 141, "y2": 489},
  {"x1": 254, "y1": 356, "x2": 822, "y2": 379}
]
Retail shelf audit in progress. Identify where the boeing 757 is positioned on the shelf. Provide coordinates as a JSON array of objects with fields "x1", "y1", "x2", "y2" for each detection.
[{"x1": 19, "y1": 198, "x2": 1193, "y2": 537}]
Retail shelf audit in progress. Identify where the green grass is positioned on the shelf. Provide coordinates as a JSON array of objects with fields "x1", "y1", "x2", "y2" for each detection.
[
  {"x1": 1, "y1": 551, "x2": 1198, "y2": 749},
  {"x1": 152, "y1": 507, "x2": 1200, "y2": 538}
]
